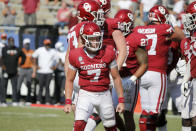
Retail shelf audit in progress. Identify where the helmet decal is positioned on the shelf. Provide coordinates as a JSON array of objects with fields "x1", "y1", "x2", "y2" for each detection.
[{"x1": 83, "y1": 3, "x2": 91, "y2": 12}]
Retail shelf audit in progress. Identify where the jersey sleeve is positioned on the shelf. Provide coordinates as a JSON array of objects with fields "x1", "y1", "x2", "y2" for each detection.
[
  {"x1": 180, "y1": 38, "x2": 186, "y2": 56},
  {"x1": 68, "y1": 50, "x2": 78, "y2": 70},
  {"x1": 160, "y1": 24, "x2": 174, "y2": 36}
]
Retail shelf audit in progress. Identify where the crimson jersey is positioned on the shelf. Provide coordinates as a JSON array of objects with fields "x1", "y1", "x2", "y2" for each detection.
[
  {"x1": 180, "y1": 38, "x2": 191, "y2": 63},
  {"x1": 167, "y1": 41, "x2": 180, "y2": 74},
  {"x1": 119, "y1": 32, "x2": 147, "y2": 77},
  {"x1": 181, "y1": 36, "x2": 196, "y2": 78},
  {"x1": 67, "y1": 21, "x2": 87, "y2": 50},
  {"x1": 69, "y1": 45, "x2": 116, "y2": 92},
  {"x1": 102, "y1": 18, "x2": 119, "y2": 48},
  {"x1": 134, "y1": 24, "x2": 174, "y2": 74}
]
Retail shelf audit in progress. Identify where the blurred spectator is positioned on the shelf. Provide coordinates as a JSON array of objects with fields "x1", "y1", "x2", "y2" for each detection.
[
  {"x1": 53, "y1": 42, "x2": 66, "y2": 105},
  {"x1": 32, "y1": 39, "x2": 56, "y2": 105},
  {"x1": 0, "y1": 33, "x2": 7, "y2": 106},
  {"x1": 117, "y1": 0, "x2": 133, "y2": 10},
  {"x1": 55, "y1": 2, "x2": 73, "y2": 29},
  {"x1": 16, "y1": 38, "x2": 34, "y2": 106},
  {"x1": 130, "y1": 0, "x2": 139, "y2": 19},
  {"x1": 140, "y1": 0, "x2": 158, "y2": 25},
  {"x1": 0, "y1": 37, "x2": 26, "y2": 107},
  {"x1": 22, "y1": 0, "x2": 40, "y2": 25},
  {"x1": 171, "y1": 0, "x2": 184, "y2": 15},
  {"x1": 0, "y1": 33, "x2": 7, "y2": 57},
  {"x1": 2, "y1": 2, "x2": 16, "y2": 26},
  {"x1": 68, "y1": 7, "x2": 78, "y2": 30}
]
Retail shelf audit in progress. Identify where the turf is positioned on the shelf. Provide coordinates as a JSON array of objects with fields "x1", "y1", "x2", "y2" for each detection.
[{"x1": 0, "y1": 106, "x2": 181, "y2": 131}]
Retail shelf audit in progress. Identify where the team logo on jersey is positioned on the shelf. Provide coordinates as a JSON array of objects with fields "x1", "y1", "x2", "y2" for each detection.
[
  {"x1": 83, "y1": 3, "x2": 91, "y2": 12},
  {"x1": 79, "y1": 56, "x2": 84, "y2": 64}
]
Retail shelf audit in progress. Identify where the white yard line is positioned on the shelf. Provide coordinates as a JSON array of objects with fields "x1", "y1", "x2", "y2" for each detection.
[{"x1": 0, "y1": 112, "x2": 62, "y2": 118}]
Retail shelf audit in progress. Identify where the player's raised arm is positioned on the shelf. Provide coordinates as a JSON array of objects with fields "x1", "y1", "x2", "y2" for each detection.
[{"x1": 112, "y1": 30, "x2": 127, "y2": 70}]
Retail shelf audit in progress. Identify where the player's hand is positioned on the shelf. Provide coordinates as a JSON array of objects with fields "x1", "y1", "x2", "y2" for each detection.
[
  {"x1": 181, "y1": 82, "x2": 190, "y2": 97},
  {"x1": 124, "y1": 78, "x2": 135, "y2": 90},
  {"x1": 63, "y1": 104, "x2": 72, "y2": 114},
  {"x1": 169, "y1": 69, "x2": 178, "y2": 82},
  {"x1": 116, "y1": 103, "x2": 124, "y2": 113}
]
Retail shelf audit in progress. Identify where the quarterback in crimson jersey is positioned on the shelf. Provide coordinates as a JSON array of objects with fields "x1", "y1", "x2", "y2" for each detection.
[
  {"x1": 64, "y1": 22, "x2": 124, "y2": 131},
  {"x1": 181, "y1": 2, "x2": 196, "y2": 130},
  {"x1": 64, "y1": 0, "x2": 106, "y2": 111},
  {"x1": 133, "y1": 5, "x2": 174, "y2": 131}
]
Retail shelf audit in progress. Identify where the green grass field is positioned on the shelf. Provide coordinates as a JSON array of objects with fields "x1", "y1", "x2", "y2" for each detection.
[{"x1": 0, "y1": 106, "x2": 181, "y2": 131}]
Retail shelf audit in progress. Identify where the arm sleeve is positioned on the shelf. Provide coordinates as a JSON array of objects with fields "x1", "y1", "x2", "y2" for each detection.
[
  {"x1": 162, "y1": 24, "x2": 174, "y2": 36},
  {"x1": 68, "y1": 50, "x2": 78, "y2": 69}
]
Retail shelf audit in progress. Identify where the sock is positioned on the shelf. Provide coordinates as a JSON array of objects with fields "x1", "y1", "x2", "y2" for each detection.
[
  {"x1": 84, "y1": 118, "x2": 97, "y2": 131},
  {"x1": 104, "y1": 125, "x2": 117, "y2": 131},
  {"x1": 74, "y1": 120, "x2": 87, "y2": 131}
]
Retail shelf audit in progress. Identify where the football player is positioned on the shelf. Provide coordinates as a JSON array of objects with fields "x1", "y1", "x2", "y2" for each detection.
[
  {"x1": 65, "y1": 0, "x2": 105, "y2": 112},
  {"x1": 180, "y1": 1, "x2": 196, "y2": 130},
  {"x1": 133, "y1": 5, "x2": 175, "y2": 131},
  {"x1": 112, "y1": 9, "x2": 148, "y2": 131},
  {"x1": 80, "y1": 0, "x2": 127, "y2": 130},
  {"x1": 63, "y1": 22, "x2": 125, "y2": 131}
]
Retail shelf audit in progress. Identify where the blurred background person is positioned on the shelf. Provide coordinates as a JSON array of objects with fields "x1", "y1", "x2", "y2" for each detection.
[
  {"x1": 22, "y1": 0, "x2": 40, "y2": 25},
  {"x1": 117, "y1": 0, "x2": 133, "y2": 10},
  {"x1": 53, "y1": 41, "x2": 66, "y2": 105},
  {"x1": 1, "y1": 1, "x2": 16, "y2": 26},
  {"x1": 55, "y1": 1, "x2": 72, "y2": 29},
  {"x1": 0, "y1": 33, "x2": 7, "y2": 106},
  {"x1": 32, "y1": 38, "x2": 56, "y2": 105},
  {"x1": 16, "y1": 38, "x2": 34, "y2": 106},
  {"x1": 0, "y1": 37, "x2": 26, "y2": 107}
]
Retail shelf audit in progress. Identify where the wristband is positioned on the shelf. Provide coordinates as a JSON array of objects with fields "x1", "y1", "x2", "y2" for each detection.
[
  {"x1": 130, "y1": 75, "x2": 137, "y2": 82},
  {"x1": 65, "y1": 99, "x2": 72, "y2": 105},
  {"x1": 118, "y1": 97, "x2": 124, "y2": 103}
]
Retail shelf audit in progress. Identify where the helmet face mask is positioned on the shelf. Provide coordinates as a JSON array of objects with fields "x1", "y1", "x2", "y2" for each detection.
[
  {"x1": 82, "y1": 32, "x2": 103, "y2": 52},
  {"x1": 80, "y1": 22, "x2": 103, "y2": 52},
  {"x1": 182, "y1": 13, "x2": 196, "y2": 32},
  {"x1": 115, "y1": 9, "x2": 134, "y2": 36},
  {"x1": 184, "y1": 1, "x2": 196, "y2": 32},
  {"x1": 91, "y1": 9, "x2": 105, "y2": 26},
  {"x1": 118, "y1": 22, "x2": 133, "y2": 36}
]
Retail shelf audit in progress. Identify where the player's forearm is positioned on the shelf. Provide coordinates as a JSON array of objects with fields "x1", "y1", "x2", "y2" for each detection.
[
  {"x1": 65, "y1": 80, "x2": 74, "y2": 100},
  {"x1": 116, "y1": 51, "x2": 126, "y2": 70},
  {"x1": 64, "y1": 51, "x2": 70, "y2": 76},
  {"x1": 112, "y1": 30, "x2": 127, "y2": 69},
  {"x1": 134, "y1": 64, "x2": 148, "y2": 78},
  {"x1": 113, "y1": 77, "x2": 124, "y2": 98}
]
